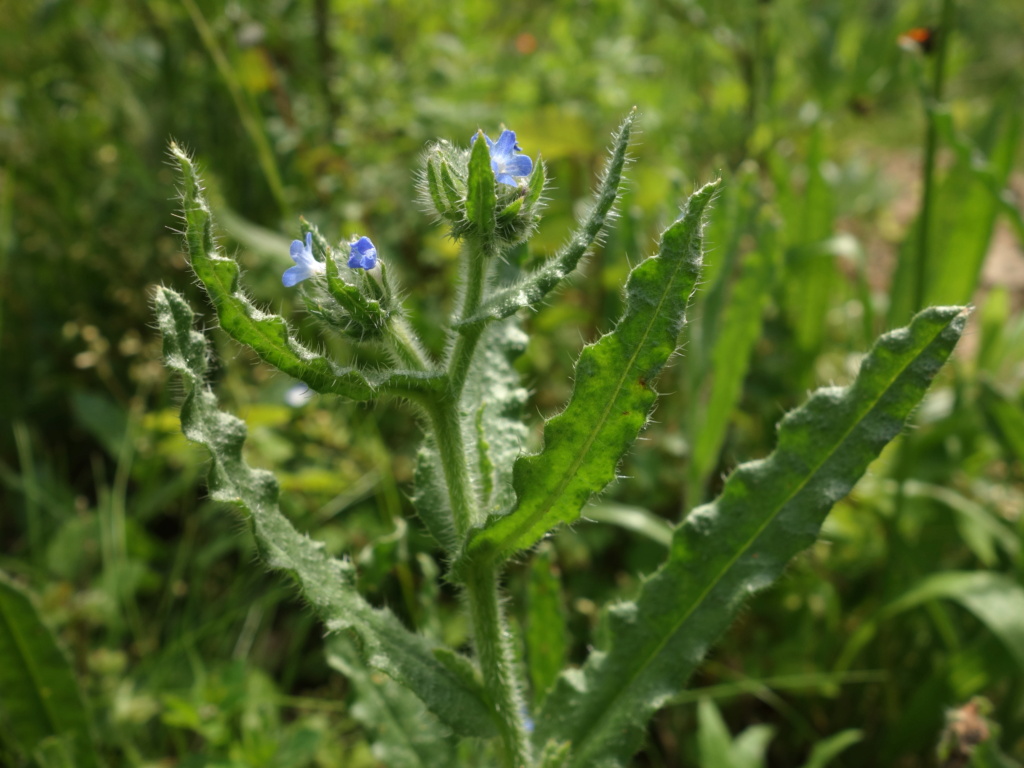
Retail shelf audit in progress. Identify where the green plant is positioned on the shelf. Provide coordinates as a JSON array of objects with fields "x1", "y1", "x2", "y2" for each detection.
[{"x1": 147, "y1": 114, "x2": 969, "y2": 766}]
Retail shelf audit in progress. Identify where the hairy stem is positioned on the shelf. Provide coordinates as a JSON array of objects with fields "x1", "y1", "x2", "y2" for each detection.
[
  {"x1": 465, "y1": 567, "x2": 534, "y2": 767},
  {"x1": 388, "y1": 315, "x2": 433, "y2": 372},
  {"x1": 426, "y1": 236, "x2": 533, "y2": 764},
  {"x1": 449, "y1": 240, "x2": 491, "y2": 396}
]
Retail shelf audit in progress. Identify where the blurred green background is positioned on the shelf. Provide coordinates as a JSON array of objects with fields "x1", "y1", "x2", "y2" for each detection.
[{"x1": 2, "y1": 0, "x2": 1023, "y2": 765}]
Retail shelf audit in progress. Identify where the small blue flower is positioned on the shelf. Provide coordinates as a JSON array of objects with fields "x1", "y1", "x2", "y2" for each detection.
[
  {"x1": 282, "y1": 232, "x2": 325, "y2": 287},
  {"x1": 347, "y1": 236, "x2": 378, "y2": 270},
  {"x1": 472, "y1": 129, "x2": 534, "y2": 186}
]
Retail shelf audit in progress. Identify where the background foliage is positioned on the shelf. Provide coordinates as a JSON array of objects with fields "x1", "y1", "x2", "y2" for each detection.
[{"x1": 1, "y1": 0, "x2": 1022, "y2": 765}]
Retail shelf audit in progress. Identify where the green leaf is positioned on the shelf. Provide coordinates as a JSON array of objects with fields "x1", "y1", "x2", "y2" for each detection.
[
  {"x1": 697, "y1": 699, "x2": 742, "y2": 768},
  {"x1": 327, "y1": 635, "x2": 457, "y2": 768},
  {"x1": 0, "y1": 573, "x2": 98, "y2": 768},
  {"x1": 169, "y1": 142, "x2": 439, "y2": 401},
  {"x1": 456, "y1": 180, "x2": 719, "y2": 574},
  {"x1": 697, "y1": 699, "x2": 773, "y2": 768},
  {"x1": 777, "y1": 127, "x2": 838, "y2": 356},
  {"x1": 880, "y1": 572, "x2": 1024, "y2": 672},
  {"x1": 535, "y1": 306, "x2": 969, "y2": 768},
  {"x1": 456, "y1": 110, "x2": 638, "y2": 329},
  {"x1": 411, "y1": 444, "x2": 458, "y2": 553},
  {"x1": 462, "y1": 319, "x2": 530, "y2": 514},
  {"x1": 584, "y1": 502, "x2": 673, "y2": 549},
  {"x1": 687, "y1": 245, "x2": 772, "y2": 502},
  {"x1": 798, "y1": 729, "x2": 863, "y2": 768},
  {"x1": 467, "y1": 131, "x2": 496, "y2": 239},
  {"x1": 978, "y1": 380, "x2": 1024, "y2": 466},
  {"x1": 924, "y1": 106, "x2": 1021, "y2": 308},
  {"x1": 526, "y1": 545, "x2": 568, "y2": 708},
  {"x1": 888, "y1": 104, "x2": 1020, "y2": 326},
  {"x1": 152, "y1": 286, "x2": 495, "y2": 739}
]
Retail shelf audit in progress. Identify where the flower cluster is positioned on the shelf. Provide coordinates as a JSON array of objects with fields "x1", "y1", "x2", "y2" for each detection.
[{"x1": 282, "y1": 233, "x2": 378, "y2": 287}]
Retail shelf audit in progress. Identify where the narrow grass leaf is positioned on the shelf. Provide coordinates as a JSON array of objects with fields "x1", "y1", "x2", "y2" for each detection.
[
  {"x1": 978, "y1": 380, "x2": 1024, "y2": 465},
  {"x1": 153, "y1": 286, "x2": 495, "y2": 738},
  {"x1": 535, "y1": 306, "x2": 969, "y2": 768},
  {"x1": 456, "y1": 110, "x2": 637, "y2": 329},
  {"x1": 880, "y1": 572, "x2": 1024, "y2": 672},
  {"x1": 584, "y1": 502, "x2": 673, "y2": 549},
  {"x1": 456, "y1": 180, "x2": 719, "y2": 574},
  {"x1": 687, "y1": 246, "x2": 771, "y2": 501},
  {"x1": 169, "y1": 142, "x2": 440, "y2": 401},
  {"x1": 925, "y1": 107, "x2": 1021, "y2": 308},
  {"x1": 799, "y1": 729, "x2": 864, "y2": 768},
  {"x1": 0, "y1": 574, "x2": 98, "y2": 768}
]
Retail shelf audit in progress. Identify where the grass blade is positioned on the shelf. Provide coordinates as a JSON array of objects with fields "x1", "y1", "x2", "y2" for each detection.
[{"x1": 0, "y1": 574, "x2": 98, "y2": 768}]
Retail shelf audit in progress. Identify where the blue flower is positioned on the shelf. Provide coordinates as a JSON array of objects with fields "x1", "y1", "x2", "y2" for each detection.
[
  {"x1": 347, "y1": 236, "x2": 378, "y2": 270},
  {"x1": 472, "y1": 129, "x2": 534, "y2": 186},
  {"x1": 282, "y1": 232, "x2": 325, "y2": 287}
]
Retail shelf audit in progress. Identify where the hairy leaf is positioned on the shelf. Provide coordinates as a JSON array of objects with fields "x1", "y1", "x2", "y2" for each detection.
[
  {"x1": 467, "y1": 132, "x2": 497, "y2": 239},
  {"x1": 462, "y1": 319, "x2": 530, "y2": 514},
  {"x1": 411, "y1": 444, "x2": 458, "y2": 553},
  {"x1": 327, "y1": 636, "x2": 457, "y2": 768},
  {"x1": 0, "y1": 574, "x2": 98, "y2": 768},
  {"x1": 169, "y1": 142, "x2": 440, "y2": 401},
  {"x1": 456, "y1": 180, "x2": 719, "y2": 574},
  {"x1": 526, "y1": 545, "x2": 568, "y2": 708},
  {"x1": 153, "y1": 286, "x2": 495, "y2": 738},
  {"x1": 536, "y1": 306, "x2": 969, "y2": 767},
  {"x1": 456, "y1": 109, "x2": 638, "y2": 329}
]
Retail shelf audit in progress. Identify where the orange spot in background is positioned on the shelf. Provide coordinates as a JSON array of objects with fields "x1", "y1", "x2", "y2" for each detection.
[
  {"x1": 516, "y1": 33, "x2": 537, "y2": 55},
  {"x1": 898, "y1": 26, "x2": 936, "y2": 54}
]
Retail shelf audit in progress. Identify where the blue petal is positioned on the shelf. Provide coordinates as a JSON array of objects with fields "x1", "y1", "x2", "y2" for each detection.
[
  {"x1": 495, "y1": 173, "x2": 517, "y2": 187},
  {"x1": 290, "y1": 239, "x2": 306, "y2": 260},
  {"x1": 505, "y1": 154, "x2": 533, "y2": 177},
  {"x1": 282, "y1": 265, "x2": 308, "y2": 287},
  {"x1": 347, "y1": 236, "x2": 378, "y2": 270},
  {"x1": 305, "y1": 232, "x2": 313, "y2": 250},
  {"x1": 493, "y1": 130, "x2": 518, "y2": 159}
]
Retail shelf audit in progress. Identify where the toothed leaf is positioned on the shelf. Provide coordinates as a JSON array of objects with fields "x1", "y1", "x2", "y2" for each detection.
[
  {"x1": 453, "y1": 180, "x2": 719, "y2": 576},
  {"x1": 535, "y1": 306, "x2": 970, "y2": 768},
  {"x1": 153, "y1": 286, "x2": 495, "y2": 739}
]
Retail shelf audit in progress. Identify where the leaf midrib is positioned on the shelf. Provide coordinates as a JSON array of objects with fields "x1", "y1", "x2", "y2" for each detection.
[
  {"x1": 486, "y1": 235, "x2": 702, "y2": 562},
  {"x1": 567, "y1": 315, "x2": 951, "y2": 765}
]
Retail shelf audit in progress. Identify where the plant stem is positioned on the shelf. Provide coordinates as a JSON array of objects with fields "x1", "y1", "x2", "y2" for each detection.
[
  {"x1": 426, "y1": 238, "x2": 532, "y2": 765},
  {"x1": 426, "y1": 400, "x2": 476, "y2": 538},
  {"x1": 388, "y1": 315, "x2": 432, "y2": 372},
  {"x1": 449, "y1": 240, "x2": 490, "y2": 395},
  {"x1": 913, "y1": 0, "x2": 955, "y2": 311},
  {"x1": 465, "y1": 566, "x2": 534, "y2": 767}
]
